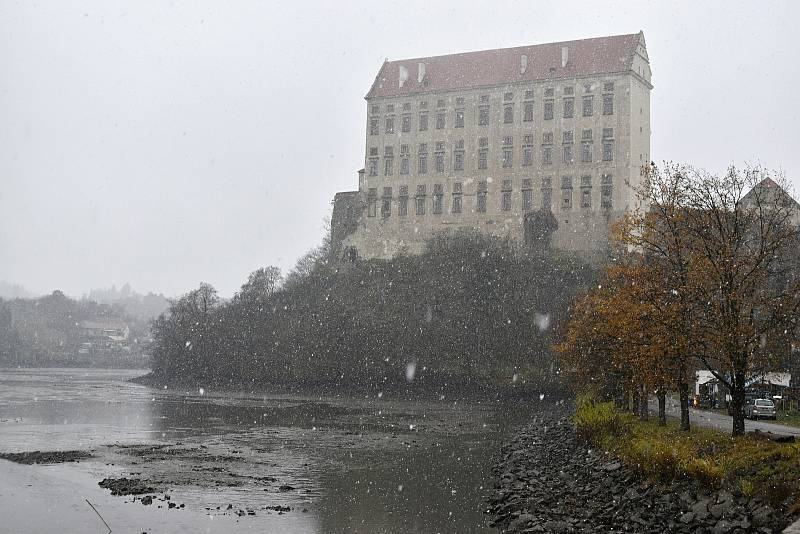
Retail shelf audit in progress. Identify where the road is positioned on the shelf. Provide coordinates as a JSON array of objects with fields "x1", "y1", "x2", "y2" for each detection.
[{"x1": 653, "y1": 398, "x2": 800, "y2": 437}]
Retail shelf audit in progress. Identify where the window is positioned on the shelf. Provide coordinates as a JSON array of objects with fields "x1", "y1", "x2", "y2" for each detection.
[
  {"x1": 563, "y1": 145, "x2": 573, "y2": 164},
  {"x1": 544, "y1": 88, "x2": 554, "y2": 97},
  {"x1": 384, "y1": 146, "x2": 394, "y2": 176},
  {"x1": 399, "y1": 185, "x2": 409, "y2": 216},
  {"x1": 602, "y1": 94, "x2": 614, "y2": 115},
  {"x1": 581, "y1": 143, "x2": 593, "y2": 162},
  {"x1": 433, "y1": 183, "x2": 443, "y2": 214},
  {"x1": 478, "y1": 105, "x2": 490, "y2": 126},
  {"x1": 477, "y1": 181, "x2": 488, "y2": 213},
  {"x1": 415, "y1": 184, "x2": 426, "y2": 215},
  {"x1": 381, "y1": 187, "x2": 392, "y2": 217},
  {"x1": 602, "y1": 128, "x2": 614, "y2": 139},
  {"x1": 522, "y1": 134, "x2": 533, "y2": 167},
  {"x1": 502, "y1": 136, "x2": 513, "y2": 168},
  {"x1": 542, "y1": 146, "x2": 552, "y2": 165},
  {"x1": 452, "y1": 182, "x2": 463, "y2": 214},
  {"x1": 418, "y1": 143, "x2": 428, "y2": 175},
  {"x1": 563, "y1": 97, "x2": 574, "y2": 118},
  {"x1": 580, "y1": 176, "x2": 592, "y2": 208},
  {"x1": 544, "y1": 99, "x2": 554, "y2": 120},
  {"x1": 435, "y1": 112, "x2": 445, "y2": 129},
  {"x1": 523, "y1": 102, "x2": 534, "y2": 122},
  {"x1": 563, "y1": 86, "x2": 574, "y2": 95},
  {"x1": 370, "y1": 117, "x2": 379, "y2": 135},
  {"x1": 453, "y1": 139, "x2": 465, "y2": 171},
  {"x1": 543, "y1": 132, "x2": 553, "y2": 144},
  {"x1": 385, "y1": 115, "x2": 395, "y2": 134},
  {"x1": 503, "y1": 92, "x2": 514, "y2": 101},
  {"x1": 436, "y1": 99, "x2": 445, "y2": 108},
  {"x1": 455, "y1": 97, "x2": 464, "y2": 105},
  {"x1": 479, "y1": 94, "x2": 489, "y2": 103},
  {"x1": 419, "y1": 112, "x2": 429, "y2": 131},
  {"x1": 435, "y1": 141, "x2": 445, "y2": 174},
  {"x1": 455, "y1": 108, "x2": 465, "y2": 128},
  {"x1": 371, "y1": 105, "x2": 380, "y2": 114},
  {"x1": 541, "y1": 177, "x2": 552, "y2": 211},
  {"x1": 603, "y1": 82, "x2": 614, "y2": 92},
  {"x1": 602, "y1": 141, "x2": 614, "y2": 161},
  {"x1": 478, "y1": 137, "x2": 488, "y2": 170},
  {"x1": 601, "y1": 174, "x2": 613, "y2": 209},
  {"x1": 584, "y1": 83, "x2": 593, "y2": 93},
  {"x1": 402, "y1": 102, "x2": 411, "y2": 111},
  {"x1": 522, "y1": 178, "x2": 533, "y2": 211},
  {"x1": 419, "y1": 101, "x2": 428, "y2": 110},
  {"x1": 387, "y1": 104, "x2": 395, "y2": 112},
  {"x1": 368, "y1": 147, "x2": 379, "y2": 176},
  {"x1": 582, "y1": 96, "x2": 593, "y2": 117},
  {"x1": 501, "y1": 179, "x2": 512, "y2": 211},
  {"x1": 582, "y1": 129, "x2": 593, "y2": 141},
  {"x1": 503, "y1": 104, "x2": 514, "y2": 124},
  {"x1": 401, "y1": 114, "x2": 411, "y2": 132},
  {"x1": 400, "y1": 144, "x2": 410, "y2": 175},
  {"x1": 563, "y1": 130, "x2": 574, "y2": 165},
  {"x1": 368, "y1": 188, "x2": 377, "y2": 217},
  {"x1": 561, "y1": 176, "x2": 572, "y2": 210},
  {"x1": 524, "y1": 90, "x2": 535, "y2": 100}
]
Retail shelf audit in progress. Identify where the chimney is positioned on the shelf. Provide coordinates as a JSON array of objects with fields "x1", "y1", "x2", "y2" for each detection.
[
  {"x1": 418, "y1": 62, "x2": 426, "y2": 83},
  {"x1": 561, "y1": 46, "x2": 569, "y2": 68},
  {"x1": 398, "y1": 65, "x2": 409, "y2": 88},
  {"x1": 520, "y1": 54, "x2": 528, "y2": 74}
]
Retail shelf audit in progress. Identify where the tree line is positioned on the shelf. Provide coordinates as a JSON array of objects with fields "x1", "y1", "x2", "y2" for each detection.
[
  {"x1": 146, "y1": 232, "x2": 600, "y2": 395},
  {"x1": 556, "y1": 164, "x2": 800, "y2": 435},
  {"x1": 0, "y1": 290, "x2": 150, "y2": 367}
]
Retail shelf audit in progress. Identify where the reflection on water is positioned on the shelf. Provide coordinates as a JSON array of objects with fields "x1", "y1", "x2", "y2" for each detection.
[{"x1": 0, "y1": 368, "x2": 523, "y2": 533}]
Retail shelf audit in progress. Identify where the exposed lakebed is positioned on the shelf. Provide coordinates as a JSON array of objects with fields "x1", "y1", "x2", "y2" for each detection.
[{"x1": 0, "y1": 368, "x2": 530, "y2": 533}]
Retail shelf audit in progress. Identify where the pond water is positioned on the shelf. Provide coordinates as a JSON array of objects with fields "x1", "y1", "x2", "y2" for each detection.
[{"x1": 0, "y1": 368, "x2": 527, "y2": 533}]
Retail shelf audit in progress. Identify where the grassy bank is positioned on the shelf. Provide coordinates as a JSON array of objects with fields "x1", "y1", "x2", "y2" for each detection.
[
  {"x1": 777, "y1": 411, "x2": 800, "y2": 429},
  {"x1": 574, "y1": 394, "x2": 800, "y2": 510}
]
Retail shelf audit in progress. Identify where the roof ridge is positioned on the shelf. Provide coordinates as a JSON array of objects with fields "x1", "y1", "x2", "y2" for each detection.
[
  {"x1": 381, "y1": 33, "x2": 640, "y2": 65},
  {"x1": 366, "y1": 33, "x2": 645, "y2": 100}
]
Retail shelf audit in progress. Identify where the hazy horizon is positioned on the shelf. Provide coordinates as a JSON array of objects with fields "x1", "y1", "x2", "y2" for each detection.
[{"x1": 3, "y1": 1, "x2": 799, "y2": 298}]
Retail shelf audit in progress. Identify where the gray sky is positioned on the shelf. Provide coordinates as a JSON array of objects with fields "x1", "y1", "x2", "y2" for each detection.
[{"x1": 2, "y1": 1, "x2": 799, "y2": 298}]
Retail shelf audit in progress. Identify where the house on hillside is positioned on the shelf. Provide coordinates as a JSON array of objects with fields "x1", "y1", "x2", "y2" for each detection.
[{"x1": 78, "y1": 319, "x2": 131, "y2": 357}]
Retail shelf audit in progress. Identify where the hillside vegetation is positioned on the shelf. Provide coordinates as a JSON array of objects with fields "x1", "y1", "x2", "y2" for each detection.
[{"x1": 145, "y1": 233, "x2": 599, "y2": 394}]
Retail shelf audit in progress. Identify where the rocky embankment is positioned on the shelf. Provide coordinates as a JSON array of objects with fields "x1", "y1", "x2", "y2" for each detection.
[{"x1": 486, "y1": 411, "x2": 790, "y2": 534}]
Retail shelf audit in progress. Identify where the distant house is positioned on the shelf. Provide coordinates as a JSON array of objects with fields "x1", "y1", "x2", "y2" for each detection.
[
  {"x1": 79, "y1": 320, "x2": 131, "y2": 357},
  {"x1": 80, "y1": 320, "x2": 130, "y2": 342}
]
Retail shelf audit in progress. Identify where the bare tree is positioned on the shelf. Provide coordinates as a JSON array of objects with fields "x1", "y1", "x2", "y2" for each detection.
[{"x1": 682, "y1": 167, "x2": 800, "y2": 435}]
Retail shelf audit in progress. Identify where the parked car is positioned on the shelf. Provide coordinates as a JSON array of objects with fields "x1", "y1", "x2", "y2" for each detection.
[{"x1": 744, "y1": 398, "x2": 776, "y2": 420}]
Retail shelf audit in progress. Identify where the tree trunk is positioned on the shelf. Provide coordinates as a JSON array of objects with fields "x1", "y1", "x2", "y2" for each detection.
[
  {"x1": 678, "y1": 380, "x2": 691, "y2": 431},
  {"x1": 630, "y1": 388, "x2": 639, "y2": 415},
  {"x1": 657, "y1": 389, "x2": 667, "y2": 426},
  {"x1": 639, "y1": 384, "x2": 649, "y2": 421},
  {"x1": 731, "y1": 372, "x2": 746, "y2": 436}
]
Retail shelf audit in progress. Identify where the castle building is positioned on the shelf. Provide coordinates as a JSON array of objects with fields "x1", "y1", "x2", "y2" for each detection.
[{"x1": 331, "y1": 32, "x2": 652, "y2": 261}]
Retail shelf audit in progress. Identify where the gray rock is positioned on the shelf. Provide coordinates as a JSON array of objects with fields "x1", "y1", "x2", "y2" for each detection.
[
  {"x1": 711, "y1": 519, "x2": 734, "y2": 534},
  {"x1": 508, "y1": 513, "x2": 535, "y2": 530},
  {"x1": 692, "y1": 499, "x2": 710, "y2": 520},
  {"x1": 541, "y1": 520, "x2": 571, "y2": 533}
]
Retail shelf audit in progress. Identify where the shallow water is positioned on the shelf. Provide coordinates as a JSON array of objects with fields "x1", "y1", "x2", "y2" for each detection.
[{"x1": 0, "y1": 368, "x2": 521, "y2": 533}]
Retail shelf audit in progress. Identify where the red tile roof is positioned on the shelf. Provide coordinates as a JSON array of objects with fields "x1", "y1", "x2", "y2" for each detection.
[{"x1": 366, "y1": 33, "x2": 643, "y2": 99}]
